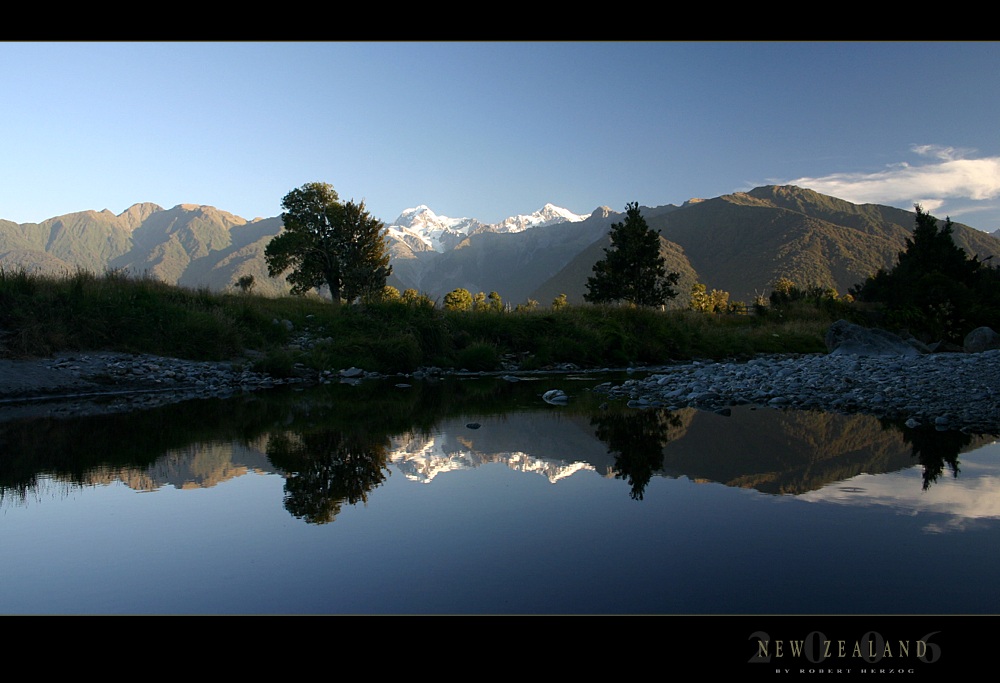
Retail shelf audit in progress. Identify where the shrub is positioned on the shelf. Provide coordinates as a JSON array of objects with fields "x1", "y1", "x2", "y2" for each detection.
[{"x1": 455, "y1": 342, "x2": 500, "y2": 371}]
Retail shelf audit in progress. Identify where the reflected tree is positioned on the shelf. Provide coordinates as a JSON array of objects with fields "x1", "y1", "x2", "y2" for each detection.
[
  {"x1": 267, "y1": 428, "x2": 391, "y2": 524},
  {"x1": 902, "y1": 425, "x2": 970, "y2": 491},
  {"x1": 592, "y1": 407, "x2": 683, "y2": 500}
]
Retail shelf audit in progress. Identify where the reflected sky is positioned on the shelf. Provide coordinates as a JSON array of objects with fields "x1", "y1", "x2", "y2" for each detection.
[{"x1": 800, "y1": 441, "x2": 1000, "y2": 533}]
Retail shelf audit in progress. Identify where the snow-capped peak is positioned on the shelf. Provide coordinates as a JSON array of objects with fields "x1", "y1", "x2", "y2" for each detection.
[
  {"x1": 387, "y1": 206, "x2": 484, "y2": 253},
  {"x1": 386, "y1": 203, "x2": 590, "y2": 253},
  {"x1": 494, "y1": 204, "x2": 590, "y2": 234}
]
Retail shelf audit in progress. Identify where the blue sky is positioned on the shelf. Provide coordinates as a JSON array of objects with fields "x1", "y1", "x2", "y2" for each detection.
[{"x1": 3, "y1": 41, "x2": 1000, "y2": 230}]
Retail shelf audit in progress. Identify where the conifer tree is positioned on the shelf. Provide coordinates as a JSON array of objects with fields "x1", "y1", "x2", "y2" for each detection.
[
  {"x1": 852, "y1": 204, "x2": 987, "y2": 340},
  {"x1": 584, "y1": 202, "x2": 679, "y2": 307}
]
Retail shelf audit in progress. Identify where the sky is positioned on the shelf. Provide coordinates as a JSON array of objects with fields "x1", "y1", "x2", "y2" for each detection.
[{"x1": 3, "y1": 41, "x2": 1000, "y2": 230}]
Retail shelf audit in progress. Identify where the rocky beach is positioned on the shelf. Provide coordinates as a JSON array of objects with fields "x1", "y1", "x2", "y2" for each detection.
[
  {"x1": 2, "y1": 321, "x2": 999, "y2": 434},
  {"x1": 0, "y1": 352, "x2": 302, "y2": 422},
  {"x1": 592, "y1": 349, "x2": 1000, "y2": 434},
  {"x1": 592, "y1": 320, "x2": 1000, "y2": 434}
]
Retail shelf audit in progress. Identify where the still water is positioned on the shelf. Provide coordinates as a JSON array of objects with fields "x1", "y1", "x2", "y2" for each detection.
[{"x1": 2, "y1": 373, "x2": 999, "y2": 614}]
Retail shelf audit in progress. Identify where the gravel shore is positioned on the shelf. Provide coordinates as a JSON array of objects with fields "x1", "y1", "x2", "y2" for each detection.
[
  {"x1": 593, "y1": 350, "x2": 1000, "y2": 434},
  {"x1": 4, "y1": 348, "x2": 999, "y2": 434},
  {"x1": 0, "y1": 352, "x2": 301, "y2": 422}
]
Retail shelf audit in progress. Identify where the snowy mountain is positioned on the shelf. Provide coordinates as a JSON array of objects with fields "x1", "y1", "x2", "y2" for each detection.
[
  {"x1": 7, "y1": 186, "x2": 999, "y2": 308},
  {"x1": 386, "y1": 205, "x2": 484, "y2": 253},
  {"x1": 385, "y1": 203, "x2": 590, "y2": 253},
  {"x1": 491, "y1": 203, "x2": 591, "y2": 234},
  {"x1": 387, "y1": 413, "x2": 608, "y2": 484}
]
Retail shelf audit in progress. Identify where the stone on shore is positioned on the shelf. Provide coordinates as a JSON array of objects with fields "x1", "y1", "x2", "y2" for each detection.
[
  {"x1": 824, "y1": 319, "x2": 922, "y2": 357},
  {"x1": 542, "y1": 389, "x2": 568, "y2": 405},
  {"x1": 964, "y1": 327, "x2": 1000, "y2": 353}
]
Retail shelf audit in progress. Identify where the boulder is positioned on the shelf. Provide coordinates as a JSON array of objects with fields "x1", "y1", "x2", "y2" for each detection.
[
  {"x1": 824, "y1": 320, "x2": 922, "y2": 357},
  {"x1": 964, "y1": 327, "x2": 1000, "y2": 353},
  {"x1": 542, "y1": 389, "x2": 568, "y2": 405}
]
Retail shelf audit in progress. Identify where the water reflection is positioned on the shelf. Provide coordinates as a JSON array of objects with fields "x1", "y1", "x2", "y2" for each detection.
[
  {"x1": 592, "y1": 408, "x2": 683, "y2": 500},
  {"x1": 903, "y1": 427, "x2": 969, "y2": 490},
  {"x1": 0, "y1": 375, "x2": 995, "y2": 522},
  {"x1": 267, "y1": 427, "x2": 390, "y2": 524}
]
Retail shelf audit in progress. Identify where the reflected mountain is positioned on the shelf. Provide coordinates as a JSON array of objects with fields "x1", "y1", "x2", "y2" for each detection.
[
  {"x1": 1, "y1": 376, "x2": 995, "y2": 521},
  {"x1": 388, "y1": 411, "x2": 610, "y2": 483}
]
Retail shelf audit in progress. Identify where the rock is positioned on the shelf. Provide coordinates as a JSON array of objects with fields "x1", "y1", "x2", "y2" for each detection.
[
  {"x1": 964, "y1": 327, "x2": 1000, "y2": 353},
  {"x1": 542, "y1": 389, "x2": 568, "y2": 405},
  {"x1": 824, "y1": 320, "x2": 921, "y2": 357}
]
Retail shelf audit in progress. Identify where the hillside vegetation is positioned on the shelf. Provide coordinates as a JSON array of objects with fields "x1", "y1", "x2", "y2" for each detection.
[
  {"x1": 4, "y1": 185, "x2": 999, "y2": 374},
  {"x1": 0, "y1": 268, "x2": 837, "y2": 376},
  {"x1": 4, "y1": 186, "x2": 999, "y2": 308}
]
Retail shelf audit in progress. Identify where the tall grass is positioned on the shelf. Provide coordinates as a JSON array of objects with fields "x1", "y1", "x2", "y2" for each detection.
[
  {"x1": 0, "y1": 268, "x2": 291, "y2": 360},
  {"x1": 0, "y1": 268, "x2": 834, "y2": 370}
]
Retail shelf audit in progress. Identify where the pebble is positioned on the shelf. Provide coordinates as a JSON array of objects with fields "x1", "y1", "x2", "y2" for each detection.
[{"x1": 592, "y1": 350, "x2": 1000, "y2": 434}]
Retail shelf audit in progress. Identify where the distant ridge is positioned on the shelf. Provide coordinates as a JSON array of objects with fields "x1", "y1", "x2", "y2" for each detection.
[{"x1": 2, "y1": 186, "x2": 998, "y2": 305}]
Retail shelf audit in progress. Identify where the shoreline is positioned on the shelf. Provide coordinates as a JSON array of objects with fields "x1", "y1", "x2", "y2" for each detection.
[
  {"x1": 593, "y1": 349, "x2": 1000, "y2": 435},
  {"x1": 3, "y1": 349, "x2": 999, "y2": 435},
  {"x1": 0, "y1": 352, "x2": 304, "y2": 422}
]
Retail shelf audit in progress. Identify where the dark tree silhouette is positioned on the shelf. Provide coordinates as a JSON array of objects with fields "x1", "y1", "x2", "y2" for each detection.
[
  {"x1": 852, "y1": 204, "x2": 995, "y2": 341},
  {"x1": 267, "y1": 428, "x2": 390, "y2": 524},
  {"x1": 265, "y1": 182, "x2": 392, "y2": 303},
  {"x1": 585, "y1": 202, "x2": 679, "y2": 307},
  {"x1": 901, "y1": 425, "x2": 969, "y2": 491},
  {"x1": 592, "y1": 407, "x2": 682, "y2": 500}
]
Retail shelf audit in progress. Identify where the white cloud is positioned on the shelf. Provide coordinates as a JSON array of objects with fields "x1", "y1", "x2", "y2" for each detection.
[
  {"x1": 785, "y1": 145, "x2": 1000, "y2": 220},
  {"x1": 798, "y1": 442, "x2": 1000, "y2": 532}
]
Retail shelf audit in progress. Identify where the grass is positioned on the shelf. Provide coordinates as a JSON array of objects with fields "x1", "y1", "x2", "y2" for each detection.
[{"x1": 0, "y1": 268, "x2": 836, "y2": 374}]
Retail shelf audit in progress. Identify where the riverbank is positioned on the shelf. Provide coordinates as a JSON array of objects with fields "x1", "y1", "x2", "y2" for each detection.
[
  {"x1": 592, "y1": 349, "x2": 1000, "y2": 435},
  {"x1": 0, "y1": 349, "x2": 636, "y2": 422},
  {"x1": 0, "y1": 352, "x2": 306, "y2": 422},
  {"x1": 4, "y1": 345, "x2": 1000, "y2": 435}
]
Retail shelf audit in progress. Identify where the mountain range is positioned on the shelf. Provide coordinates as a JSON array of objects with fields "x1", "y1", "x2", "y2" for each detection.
[{"x1": 3, "y1": 185, "x2": 999, "y2": 305}]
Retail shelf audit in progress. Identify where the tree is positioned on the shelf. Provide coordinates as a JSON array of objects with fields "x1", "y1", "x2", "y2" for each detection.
[
  {"x1": 401, "y1": 288, "x2": 434, "y2": 308},
  {"x1": 852, "y1": 204, "x2": 989, "y2": 341},
  {"x1": 265, "y1": 182, "x2": 392, "y2": 303},
  {"x1": 234, "y1": 274, "x2": 256, "y2": 294},
  {"x1": 690, "y1": 283, "x2": 730, "y2": 313},
  {"x1": 584, "y1": 202, "x2": 679, "y2": 307},
  {"x1": 689, "y1": 283, "x2": 709, "y2": 312},
  {"x1": 487, "y1": 291, "x2": 504, "y2": 312},
  {"x1": 373, "y1": 285, "x2": 400, "y2": 302},
  {"x1": 443, "y1": 288, "x2": 474, "y2": 311}
]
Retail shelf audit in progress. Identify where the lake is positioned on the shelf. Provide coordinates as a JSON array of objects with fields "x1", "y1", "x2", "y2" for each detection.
[{"x1": 2, "y1": 372, "x2": 999, "y2": 616}]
